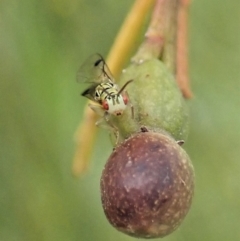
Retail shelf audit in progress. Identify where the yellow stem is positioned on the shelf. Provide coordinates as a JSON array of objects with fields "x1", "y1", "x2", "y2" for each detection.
[
  {"x1": 72, "y1": 0, "x2": 156, "y2": 177},
  {"x1": 107, "y1": 0, "x2": 156, "y2": 75},
  {"x1": 72, "y1": 107, "x2": 97, "y2": 177}
]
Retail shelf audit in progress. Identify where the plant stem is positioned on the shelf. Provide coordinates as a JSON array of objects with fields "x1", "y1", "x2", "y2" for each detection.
[
  {"x1": 132, "y1": 0, "x2": 192, "y2": 98},
  {"x1": 176, "y1": 0, "x2": 192, "y2": 98},
  {"x1": 107, "y1": 0, "x2": 156, "y2": 76},
  {"x1": 132, "y1": 0, "x2": 179, "y2": 65},
  {"x1": 161, "y1": 0, "x2": 179, "y2": 73}
]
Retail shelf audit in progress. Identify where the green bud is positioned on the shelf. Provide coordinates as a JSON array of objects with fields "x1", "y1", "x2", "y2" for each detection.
[{"x1": 111, "y1": 58, "x2": 189, "y2": 141}]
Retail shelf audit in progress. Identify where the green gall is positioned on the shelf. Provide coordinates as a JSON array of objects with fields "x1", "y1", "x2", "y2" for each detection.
[{"x1": 111, "y1": 58, "x2": 189, "y2": 142}]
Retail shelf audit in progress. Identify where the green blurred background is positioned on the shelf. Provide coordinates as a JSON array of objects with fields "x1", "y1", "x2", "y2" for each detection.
[{"x1": 1, "y1": 0, "x2": 240, "y2": 240}]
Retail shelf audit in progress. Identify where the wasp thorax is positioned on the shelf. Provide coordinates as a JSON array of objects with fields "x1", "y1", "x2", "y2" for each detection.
[{"x1": 101, "y1": 131, "x2": 194, "y2": 238}]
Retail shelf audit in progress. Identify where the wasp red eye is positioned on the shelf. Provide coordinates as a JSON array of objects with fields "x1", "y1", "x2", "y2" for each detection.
[
  {"x1": 122, "y1": 94, "x2": 128, "y2": 105},
  {"x1": 102, "y1": 100, "x2": 109, "y2": 110}
]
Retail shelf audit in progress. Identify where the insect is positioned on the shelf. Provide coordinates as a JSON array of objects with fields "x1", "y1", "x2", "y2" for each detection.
[{"x1": 76, "y1": 54, "x2": 133, "y2": 141}]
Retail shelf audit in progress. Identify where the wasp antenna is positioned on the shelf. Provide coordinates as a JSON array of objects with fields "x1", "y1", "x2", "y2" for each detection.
[{"x1": 117, "y1": 79, "x2": 134, "y2": 95}]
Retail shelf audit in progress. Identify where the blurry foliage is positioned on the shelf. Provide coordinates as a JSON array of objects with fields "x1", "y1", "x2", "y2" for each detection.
[{"x1": 0, "y1": 0, "x2": 240, "y2": 240}]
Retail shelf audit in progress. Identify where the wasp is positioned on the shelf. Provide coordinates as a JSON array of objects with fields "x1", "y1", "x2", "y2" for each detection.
[{"x1": 77, "y1": 54, "x2": 133, "y2": 141}]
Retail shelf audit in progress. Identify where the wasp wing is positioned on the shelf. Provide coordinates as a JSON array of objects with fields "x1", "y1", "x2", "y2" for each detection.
[
  {"x1": 76, "y1": 53, "x2": 115, "y2": 84},
  {"x1": 81, "y1": 84, "x2": 99, "y2": 102}
]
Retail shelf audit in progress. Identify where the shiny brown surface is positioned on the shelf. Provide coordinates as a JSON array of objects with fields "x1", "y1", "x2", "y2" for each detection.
[{"x1": 101, "y1": 131, "x2": 194, "y2": 238}]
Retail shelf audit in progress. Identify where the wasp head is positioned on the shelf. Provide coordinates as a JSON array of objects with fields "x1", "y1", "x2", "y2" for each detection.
[{"x1": 102, "y1": 94, "x2": 128, "y2": 116}]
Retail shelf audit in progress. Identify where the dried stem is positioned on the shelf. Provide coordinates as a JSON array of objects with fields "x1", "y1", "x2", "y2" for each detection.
[
  {"x1": 132, "y1": 0, "x2": 192, "y2": 98},
  {"x1": 132, "y1": 0, "x2": 179, "y2": 65},
  {"x1": 176, "y1": 0, "x2": 192, "y2": 98},
  {"x1": 161, "y1": 0, "x2": 179, "y2": 73},
  {"x1": 72, "y1": 0, "x2": 156, "y2": 177},
  {"x1": 72, "y1": 107, "x2": 97, "y2": 176}
]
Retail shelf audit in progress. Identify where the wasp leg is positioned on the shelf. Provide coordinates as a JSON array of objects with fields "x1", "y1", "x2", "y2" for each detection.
[
  {"x1": 88, "y1": 103, "x2": 105, "y2": 117},
  {"x1": 102, "y1": 112, "x2": 120, "y2": 145},
  {"x1": 95, "y1": 116, "x2": 120, "y2": 146},
  {"x1": 89, "y1": 104, "x2": 120, "y2": 145}
]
